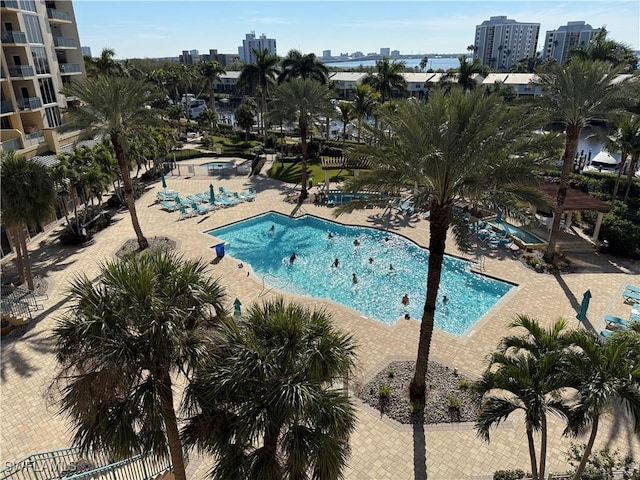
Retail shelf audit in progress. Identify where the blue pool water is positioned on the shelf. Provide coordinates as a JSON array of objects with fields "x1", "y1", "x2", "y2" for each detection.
[
  {"x1": 489, "y1": 221, "x2": 544, "y2": 245},
  {"x1": 208, "y1": 212, "x2": 514, "y2": 335},
  {"x1": 202, "y1": 161, "x2": 235, "y2": 170}
]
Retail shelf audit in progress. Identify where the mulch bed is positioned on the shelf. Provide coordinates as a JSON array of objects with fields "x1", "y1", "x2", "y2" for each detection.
[{"x1": 115, "y1": 236, "x2": 177, "y2": 260}]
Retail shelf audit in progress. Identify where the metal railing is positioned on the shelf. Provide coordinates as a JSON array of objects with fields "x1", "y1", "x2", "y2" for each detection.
[
  {"x1": 46, "y1": 7, "x2": 71, "y2": 21},
  {"x1": 1, "y1": 100, "x2": 14, "y2": 114},
  {"x1": 59, "y1": 63, "x2": 81, "y2": 74},
  {"x1": 0, "y1": 137, "x2": 23, "y2": 152},
  {"x1": 53, "y1": 36, "x2": 76, "y2": 48},
  {"x1": 24, "y1": 131, "x2": 43, "y2": 146},
  {"x1": 17, "y1": 97, "x2": 42, "y2": 110},
  {"x1": 8, "y1": 65, "x2": 35, "y2": 78},
  {"x1": 0, "y1": 0, "x2": 20, "y2": 9},
  {"x1": 0, "y1": 447, "x2": 174, "y2": 480},
  {"x1": 1, "y1": 31, "x2": 27, "y2": 43}
]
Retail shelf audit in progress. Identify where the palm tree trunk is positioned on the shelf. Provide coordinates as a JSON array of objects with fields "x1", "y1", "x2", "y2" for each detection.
[
  {"x1": 9, "y1": 226, "x2": 25, "y2": 285},
  {"x1": 623, "y1": 154, "x2": 638, "y2": 203},
  {"x1": 526, "y1": 425, "x2": 540, "y2": 480},
  {"x1": 299, "y1": 120, "x2": 309, "y2": 201},
  {"x1": 572, "y1": 418, "x2": 599, "y2": 480},
  {"x1": 544, "y1": 124, "x2": 580, "y2": 263},
  {"x1": 410, "y1": 204, "x2": 448, "y2": 403},
  {"x1": 539, "y1": 415, "x2": 547, "y2": 480},
  {"x1": 611, "y1": 149, "x2": 627, "y2": 200},
  {"x1": 17, "y1": 226, "x2": 35, "y2": 291},
  {"x1": 111, "y1": 135, "x2": 149, "y2": 250},
  {"x1": 157, "y1": 368, "x2": 187, "y2": 480}
]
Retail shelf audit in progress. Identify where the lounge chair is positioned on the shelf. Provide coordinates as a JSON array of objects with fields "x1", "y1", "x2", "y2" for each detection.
[
  {"x1": 398, "y1": 200, "x2": 415, "y2": 215},
  {"x1": 191, "y1": 202, "x2": 212, "y2": 215},
  {"x1": 625, "y1": 285, "x2": 640, "y2": 294},
  {"x1": 604, "y1": 314, "x2": 629, "y2": 330},
  {"x1": 178, "y1": 205, "x2": 196, "y2": 220},
  {"x1": 423, "y1": 211, "x2": 431, "y2": 220},
  {"x1": 623, "y1": 290, "x2": 640, "y2": 303},
  {"x1": 186, "y1": 194, "x2": 205, "y2": 204},
  {"x1": 160, "y1": 201, "x2": 179, "y2": 212},
  {"x1": 599, "y1": 329, "x2": 612, "y2": 341},
  {"x1": 240, "y1": 189, "x2": 256, "y2": 201},
  {"x1": 631, "y1": 312, "x2": 640, "y2": 322}
]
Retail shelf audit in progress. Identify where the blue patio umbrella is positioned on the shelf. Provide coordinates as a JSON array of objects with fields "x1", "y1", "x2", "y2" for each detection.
[
  {"x1": 576, "y1": 289, "x2": 592, "y2": 322},
  {"x1": 209, "y1": 184, "x2": 215, "y2": 205},
  {"x1": 233, "y1": 298, "x2": 242, "y2": 317},
  {"x1": 161, "y1": 172, "x2": 167, "y2": 190},
  {"x1": 495, "y1": 208, "x2": 503, "y2": 224}
]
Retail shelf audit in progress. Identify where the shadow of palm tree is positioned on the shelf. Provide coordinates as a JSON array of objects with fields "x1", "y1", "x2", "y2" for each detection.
[{"x1": 412, "y1": 422, "x2": 427, "y2": 480}]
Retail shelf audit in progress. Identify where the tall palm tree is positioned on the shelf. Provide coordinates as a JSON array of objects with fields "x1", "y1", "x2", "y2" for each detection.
[
  {"x1": 278, "y1": 49, "x2": 329, "y2": 85},
  {"x1": 351, "y1": 84, "x2": 380, "y2": 143},
  {"x1": 532, "y1": 60, "x2": 631, "y2": 262},
  {"x1": 269, "y1": 78, "x2": 334, "y2": 200},
  {"x1": 419, "y1": 56, "x2": 429, "y2": 71},
  {"x1": 85, "y1": 47, "x2": 122, "y2": 77},
  {"x1": 443, "y1": 55, "x2": 487, "y2": 92},
  {"x1": 570, "y1": 27, "x2": 639, "y2": 72},
  {"x1": 338, "y1": 88, "x2": 551, "y2": 404},
  {"x1": 336, "y1": 101, "x2": 355, "y2": 143},
  {"x1": 562, "y1": 330, "x2": 640, "y2": 480},
  {"x1": 363, "y1": 57, "x2": 407, "y2": 102},
  {"x1": 475, "y1": 316, "x2": 573, "y2": 480},
  {"x1": 52, "y1": 252, "x2": 228, "y2": 480},
  {"x1": 235, "y1": 97, "x2": 258, "y2": 140},
  {"x1": 181, "y1": 297, "x2": 357, "y2": 480},
  {"x1": 608, "y1": 114, "x2": 640, "y2": 200},
  {"x1": 0, "y1": 152, "x2": 56, "y2": 290},
  {"x1": 60, "y1": 76, "x2": 159, "y2": 250},
  {"x1": 238, "y1": 48, "x2": 279, "y2": 137},
  {"x1": 197, "y1": 60, "x2": 225, "y2": 109}
]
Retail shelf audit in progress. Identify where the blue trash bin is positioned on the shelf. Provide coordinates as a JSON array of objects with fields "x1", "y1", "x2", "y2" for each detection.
[{"x1": 215, "y1": 243, "x2": 225, "y2": 258}]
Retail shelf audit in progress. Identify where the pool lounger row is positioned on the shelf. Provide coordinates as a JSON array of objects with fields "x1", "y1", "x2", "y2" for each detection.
[{"x1": 623, "y1": 289, "x2": 640, "y2": 303}]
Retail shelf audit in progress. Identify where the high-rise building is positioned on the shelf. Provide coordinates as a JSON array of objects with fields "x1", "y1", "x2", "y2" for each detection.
[
  {"x1": 542, "y1": 21, "x2": 598, "y2": 64},
  {"x1": 80, "y1": 45, "x2": 90, "y2": 57},
  {"x1": 322, "y1": 50, "x2": 331, "y2": 60},
  {"x1": 1, "y1": 0, "x2": 86, "y2": 157},
  {"x1": 473, "y1": 16, "x2": 540, "y2": 71},
  {"x1": 380, "y1": 47, "x2": 390, "y2": 56},
  {"x1": 238, "y1": 31, "x2": 277, "y2": 64}
]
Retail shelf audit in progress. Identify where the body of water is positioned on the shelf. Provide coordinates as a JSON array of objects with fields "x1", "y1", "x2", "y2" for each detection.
[
  {"x1": 324, "y1": 56, "x2": 469, "y2": 71},
  {"x1": 208, "y1": 212, "x2": 513, "y2": 335}
]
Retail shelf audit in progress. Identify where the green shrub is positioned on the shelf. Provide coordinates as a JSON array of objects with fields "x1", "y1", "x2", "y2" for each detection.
[
  {"x1": 458, "y1": 379, "x2": 470, "y2": 389},
  {"x1": 387, "y1": 368, "x2": 396, "y2": 379},
  {"x1": 448, "y1": 395, "x2": 462, "y2": 410},
  {"x1": 567, "y1": 443, "x2": 639, "y2": 480},
  {"x1": 493, "y1": 469, "x2": 527, "y2": 480},
  {"x1": 408, "y1": 401, "x2": 421, "y2": 414},
  {"x1": 600, "y1": 214, "x2": 640, "y2": 258},
  {"x1": 378, "y1": 383, "x2": 393, "y2": 399}
]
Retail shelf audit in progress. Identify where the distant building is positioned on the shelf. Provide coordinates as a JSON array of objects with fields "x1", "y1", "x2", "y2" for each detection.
[
  {"x1": 322, "y1": 50, "x2": 331, "y2": 59},
  {"x1": 189, "y1": 49, "x2": 199, "y2": 55},
  {"x1": 81, "y1": 45, "x2": 91, "y2": 56},
  {"x1": 351, "y1": 51, "x2": 364, "y2": 58},
  {"x1": 474, "y1": 16, "x2": 540, "y2": 71},
  {"x1": 380, "y1": 47, "x2": 390, "y2": 56},
  {"x1": 238, "y1": 31, "x2": 276, "y2": 64},
  {"x1": 542, "y1": 21, "x2": 598, "y2": 64},
  {"x1": 390, "y1": 50, "x2": 400, "y2": 57},
  {"x1": 180, "y1": 50, "x2": 202, "y2": 64},
  {"x1": 179, "y1": 49, "x2": 239, "y2": 67}
]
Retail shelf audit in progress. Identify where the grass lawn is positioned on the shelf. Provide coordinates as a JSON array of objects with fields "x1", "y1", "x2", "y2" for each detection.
[{"x1": 268, "y1": 157, "x2": 354, "y2": 186}]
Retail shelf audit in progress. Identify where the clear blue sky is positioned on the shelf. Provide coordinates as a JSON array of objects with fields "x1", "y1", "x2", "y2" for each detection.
[{"x1": 73, "y1": 1, "x2": 639, "y2": 59}]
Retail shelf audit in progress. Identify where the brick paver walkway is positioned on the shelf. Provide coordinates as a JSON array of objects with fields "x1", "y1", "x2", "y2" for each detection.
[{"x1": 2, "y1": 158, "x2": 639, "y2": 479}]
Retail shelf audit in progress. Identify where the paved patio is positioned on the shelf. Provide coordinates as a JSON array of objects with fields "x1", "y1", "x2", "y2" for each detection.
[{"x1": 2, "y1": 157, "x2": 639, "y2": 479}]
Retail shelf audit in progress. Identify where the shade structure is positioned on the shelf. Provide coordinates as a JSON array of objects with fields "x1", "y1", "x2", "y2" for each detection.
[
  {"x1": 161, "y1": 173, "x2": 167, "y2": 190},
  {"x1": 576, "y1": 289, "x2": 592, "y2": 322},
  {"x1": 209, "y1": 184, "x2": 215, "y2": 205}
]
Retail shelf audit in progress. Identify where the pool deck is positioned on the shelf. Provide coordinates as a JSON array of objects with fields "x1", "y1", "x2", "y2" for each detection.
[{"x1": 2, "y1": 157, "x2": 639, "y2": 479}]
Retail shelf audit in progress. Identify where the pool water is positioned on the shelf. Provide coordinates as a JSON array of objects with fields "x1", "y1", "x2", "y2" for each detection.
[
  {"x1": 208, "y1": 212, "x2": 513, "y2": 335},
  {"x1": 490, "y1": 221, "x2": 544, "y2": 245},
  {"x1": 202, "y1": 161, "x2": 235, "y2": 170}
]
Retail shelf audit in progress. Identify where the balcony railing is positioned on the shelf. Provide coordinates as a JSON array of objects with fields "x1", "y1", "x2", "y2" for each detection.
[
  {"x1": 18, "y1": 96, "x2": 42, "y2": 110},
  {"x1": 53, "y1": 36, "x2": 76, "y2": 48},
  {"x1": 47, "y1": 7, "x2": 71, "y2": 21},
  {"x1": 59, "y1": 63, "x2": 81, "y2": 74},
  {"x1": 0, "y1": 137, "x2": 23, "y2": 152},
  {"x1": 24, "y1": 130, "x2": 43, "y2": 146},
  {"x1": 0, "y1": 0, "x2": 20, "y2": 9},
  {"x1": 0, "y1": 100, "x2": 14, "y2": 113},
  {"x1": 8, "y1": 65, "x2": 34, "y2": 77},
  {"x1": 1, "y1": 31, "x2": 27, "y2": 44}
]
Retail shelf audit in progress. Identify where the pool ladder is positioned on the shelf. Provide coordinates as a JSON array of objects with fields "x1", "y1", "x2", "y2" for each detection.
[{"x1": 260, "y1": 273, "x2": 282, "y2": 297}]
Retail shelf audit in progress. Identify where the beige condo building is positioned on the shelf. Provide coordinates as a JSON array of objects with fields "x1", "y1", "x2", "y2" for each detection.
[{"x1": 0, "y1": 0, "x2": 85, "y2": 158}]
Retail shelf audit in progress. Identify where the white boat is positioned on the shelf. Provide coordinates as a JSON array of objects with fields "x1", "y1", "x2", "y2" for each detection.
[{"x1": 583, "y1": 150, "x2": 620, "y2": 173}]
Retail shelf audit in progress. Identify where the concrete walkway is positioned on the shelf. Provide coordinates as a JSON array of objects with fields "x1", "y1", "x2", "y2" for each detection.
[{"x1": 2, "y1": 160, "x2": 639, "y2": 479}]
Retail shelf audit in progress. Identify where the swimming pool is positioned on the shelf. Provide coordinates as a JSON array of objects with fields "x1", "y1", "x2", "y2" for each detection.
[
  {"x1": 202, "y1": 161, "x2": 235, "y2": 170},
  {"x1": 208, "y1": 212, "x2": 514, "y2": 335},
  {"x1": 489, "y1": 220, "x2": 544, "y2": 245}
]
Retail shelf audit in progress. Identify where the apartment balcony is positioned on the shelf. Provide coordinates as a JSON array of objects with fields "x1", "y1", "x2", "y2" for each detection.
[
  {"x1": 0, "y1": 0, "x2": 20, "y2": 9},
  {"x1": 17, "y1": 96, "x2": 42, "y2": 110},
  {"x1": 53, "y1": 36, "x2": 76, "y2": 48},
  {"x1": 0, "y1": 100, "x2": 14, "y2": 114},
  {"x1": 8, "y1": 65, "x2": 35, "y2": 77},
  {"x1": 1, "y1": 31, "x2": 27, "y2": 44},
  {"x1": 24, "y1": 130, "x2": 44, "y2": 146},
  {"x1": 46, "y1": 8, "x2": 71, "y2": 22},
  {"x1": 59, "y1": 63, "x2": 81, "y2": 74},
  {"x1": 0, "y1": 137, "x2": 22, "y2": 152}
]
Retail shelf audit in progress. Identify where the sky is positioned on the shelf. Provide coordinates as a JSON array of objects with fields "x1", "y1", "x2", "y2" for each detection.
[{"x1": 73, "y1": 0, "x2": 640, "y2": 59}]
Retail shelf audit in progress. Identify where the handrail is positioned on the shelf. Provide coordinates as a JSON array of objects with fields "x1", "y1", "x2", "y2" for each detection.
[{"x1": 260, "y1": 273, "x2": 282, "y2": 297}]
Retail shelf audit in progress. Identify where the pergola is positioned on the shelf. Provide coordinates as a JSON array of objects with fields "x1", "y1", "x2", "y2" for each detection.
[
  {"x1": 538, "y1": 184, "x2": 611, "y2": 242},
  {"x1": 319, "y1": 156, "x2": 373, "y2": 191}
]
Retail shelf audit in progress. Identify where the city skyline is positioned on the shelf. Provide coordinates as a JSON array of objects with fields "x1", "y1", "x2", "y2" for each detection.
[{"x1": 73, "y1": 1, "x2": 639, "y2": 60}]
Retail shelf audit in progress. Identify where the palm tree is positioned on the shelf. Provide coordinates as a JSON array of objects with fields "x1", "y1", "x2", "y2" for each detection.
[
  {"x1": 532, "y1": 60, "x2": 631, "y2": 262},
  {"x1": 181, "y1": 297, "x2": 357, "y2": 480},
  {"x1": 363, "y1": 57, "x2": 407, "y2": 102},
  {"x1": 475, "y1": 316, "x2": 573, "y2": 480},
  {"x1": 60, "y1": 76, "x2": 159, "y2": 250},
  {"x1": 570, "y1": 27, "x2": 639, "y2": 72},
  {"x1": 268, "y1": 78, "x2": 334, "y2": 200},
  {"x1": 443, "y1": 55, "x2": 487, "y2": 92},
  {"x1": 562, "y1": 330, "x2": 640, "y2": 480},
  {"x1": 238, "y1": 48, "x2": 279, "y2": 137},
  {"x1": 52, "y1": 252, "x2": 228, "y2": 480},
  {"x1": 608, "y1": 114, "x2": 640, "y2": 200},
  {"x1": 235, "y1": 97, "x2": 257, "y2": 140},
  {"x1": 197, "y1": 60, "x2": 225, "y2": 109},
  {"x1": 336, "y1": 101, "x2": 355, "y2": 143},
  {"x1": 419, "y1": 56, "x2": 429, "y2": 71},
  {"x1": 0, "y1": 152, "x2": 56, "y2": 290},
  {"x1": 85, "y1": 47, "x2": 122, "y2": 77},
  {"x1": 278, "y1": 49, "x2": 329, "y2": 85},
  {"x1": 351, "y1": 84, "x2": 380, "y2": 143},
  {"x1": 337, "y1": 88, "x2": 551, "y2": 404}
]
